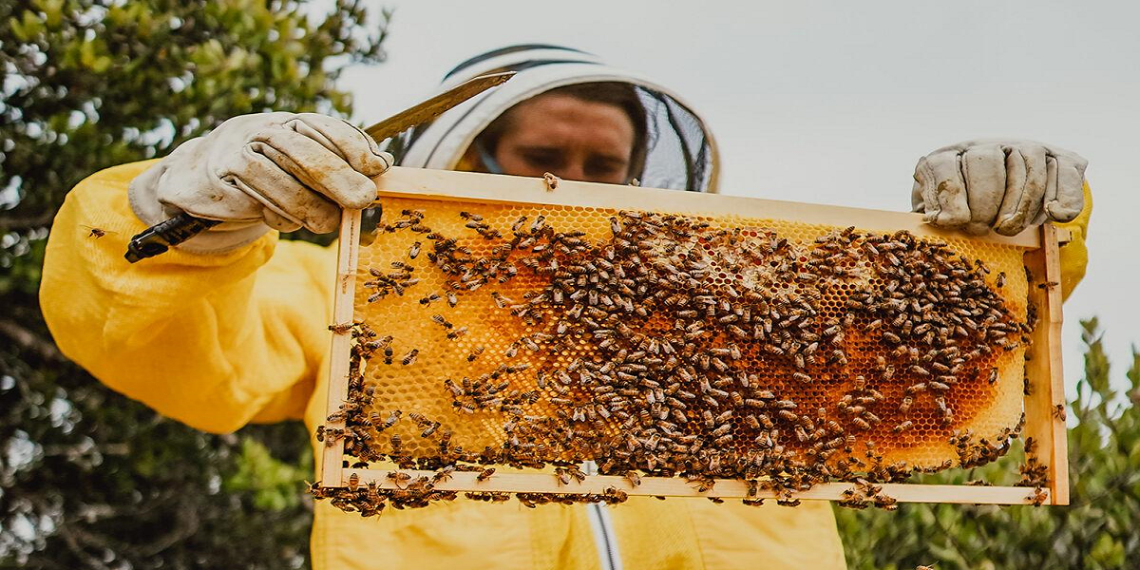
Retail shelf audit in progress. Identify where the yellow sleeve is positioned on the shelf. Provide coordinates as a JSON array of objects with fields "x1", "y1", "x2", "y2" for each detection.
[
  {"x1": 40, "y1": 161, "x2": 335, "y2": 433},
  {"x1": 1056, "y1": 181, "x2": 1092, "y2": 302}
]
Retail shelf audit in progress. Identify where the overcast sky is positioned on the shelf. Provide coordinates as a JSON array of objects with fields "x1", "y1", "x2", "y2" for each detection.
[{"x1": 339, "y1": 0, "x2": 1140, "y2": 399}]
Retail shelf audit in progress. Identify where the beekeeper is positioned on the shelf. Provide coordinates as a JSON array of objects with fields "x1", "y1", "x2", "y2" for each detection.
[{"x1": 40, "y1": 45, "x2": 1090, "y2": 570}]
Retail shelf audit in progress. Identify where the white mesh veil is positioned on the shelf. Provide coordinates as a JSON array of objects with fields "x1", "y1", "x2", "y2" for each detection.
[{"x1": 386, "y1": 44, "x2": 720, "y2": 193}]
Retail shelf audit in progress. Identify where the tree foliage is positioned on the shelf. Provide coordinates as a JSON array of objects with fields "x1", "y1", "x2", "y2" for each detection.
[
  {"x1": 837, "y1": 318, "x2": 1140, "y2": 570},
  {"x1": 0, "y1": 1, "x2": 389, "y2": 567}
]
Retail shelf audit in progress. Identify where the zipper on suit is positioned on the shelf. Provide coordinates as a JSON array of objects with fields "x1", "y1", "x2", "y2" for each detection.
[{"x1": 583, "y1": 461, "x2": 621, "y2": 570}]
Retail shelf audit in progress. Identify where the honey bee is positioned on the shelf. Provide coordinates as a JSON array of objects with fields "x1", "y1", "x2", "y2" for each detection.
[
  {"x1": 447, "y1": 327, "x2": 468, "y2": 340},
  {"x1": 568, "y1": 465, "x2": 587, "y2": 483},
  {"x1": 893, "y1": 421, "x2": 913, "y2": 433},
  {"x1": 701, "y1": 409, "x2": 715, "y2": 428},
  {"x1": 82, "y1": 225, "x2": 109, "y2": 238},
  {"x1": 381, "y1": 410, "x2": 402, "y2": 430},
  {"x1": 553, "y1": 467, "x2": 571, "y2": 485},
  {"x1": 899, "y1": 396, "x2": 913, "y2": 415},
  {"x1": 467, "y1": 346, "x2": 485, "y2": 362},
  {"x1": 832, "y1": 350, "x2": 848, "y2": 366},
  {"x1": 444, "y1": 378, "x2": 464, "y2": 397},
  {"x1": 881, "y1": 365, "x2": 895, "y2": 381},
  {"x1": 401, "y1": 349, "x2": 419, "y2": 366},
  {"x1": 347, "y1": 472, "x2": 359, "y2": 492},
  {"x1": 529, "y1": 215, "x2": 547, "y2": 232},
  {"x1": 491, "y1": 291, "x2": 514, "y2": 308},
  {"x1": 624, "y1": 471, "x2": 641, "y2": 487},
  {"x1": 1053, "y1": 404, "x2": 1067, "y2": 421},
  {"x1": 386, "y1": 470, "x2": 411, "y2": 489},
  {"x1": 542, "y1": 172, "x2": 560, "y2": 190},
  {"x1": 408, "y1": 241, "x2": 422, "y2": 259},
  {"x1": 432, "y1": 465, "x2": 456, "y2": 483},
  {"x1": 476, "y1": 467, "x2": 496, "y2": 482},
  {"x1": 430, "y1": 314, "x2": 453, "y2": 329}
]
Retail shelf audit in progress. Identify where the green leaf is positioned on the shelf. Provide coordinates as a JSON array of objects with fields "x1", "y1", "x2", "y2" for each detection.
[{"x1": 1090, "y1": 534, "x2": 1125, "y2": 566}]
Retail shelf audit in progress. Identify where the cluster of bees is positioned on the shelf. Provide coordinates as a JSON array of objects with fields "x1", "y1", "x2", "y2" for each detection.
[
  {"x1": 312, "y1": 205, "x2": 1035, "y2": 514},
  {"x1": 308, "y1": 474, "x2": 632, "y2": 516},
  {"x1": 837, "y1": 478, "x2": 898, "y2": 511}
]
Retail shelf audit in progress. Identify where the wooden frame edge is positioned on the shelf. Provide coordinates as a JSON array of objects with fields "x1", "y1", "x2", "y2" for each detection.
[
  {"x1": 1042, "y1": 224, "x2": 1070, "y2": 504},
  {"x1": 1021, "y1": 223, "x2": 1069, "y2": 505},
  {"x1": 371, "y1": 167, "x2": 1040, "y2": 249},
  {"x1": 341, "y1": 470, "x2": 1043, "y2": 505},
  {"x1": 320, "y1": 209, "x2": 363, "y2": 485}
]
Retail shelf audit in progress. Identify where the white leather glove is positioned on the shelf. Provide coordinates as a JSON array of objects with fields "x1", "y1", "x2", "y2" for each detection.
[
  {"x1": 911, "y1": 139, "x2": 1087, "y2": 236},
  {"x1": 129, "y1": 112, "x2": 392, "y2": 253}
]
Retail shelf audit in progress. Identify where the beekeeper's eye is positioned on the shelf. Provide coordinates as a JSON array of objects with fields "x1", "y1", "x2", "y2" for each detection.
[
  {"x1": 520, "y1": 148, "x2": 564, "y2": 170},
  {"x1": 584, "y1": 155, "x2": 628, "y2": 180}
]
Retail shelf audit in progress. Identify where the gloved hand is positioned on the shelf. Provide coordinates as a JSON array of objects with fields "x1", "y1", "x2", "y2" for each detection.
[
  {"x1": 129, "y1": 112, "x2": 393, "y2": 253},
  {"x1": 911, "y1": 139, "x2": 1087, "y2": 236}
]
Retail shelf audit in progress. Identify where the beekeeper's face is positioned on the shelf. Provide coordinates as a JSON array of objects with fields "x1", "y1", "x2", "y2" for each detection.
[{"x1": 488, "y1": 93, "x2": 636, "y2": 184}]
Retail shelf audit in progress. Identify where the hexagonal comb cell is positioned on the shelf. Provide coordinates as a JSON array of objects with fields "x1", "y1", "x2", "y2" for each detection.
[{"x1": 336, "y1": 198, "x2": 1029, "y2": 485}]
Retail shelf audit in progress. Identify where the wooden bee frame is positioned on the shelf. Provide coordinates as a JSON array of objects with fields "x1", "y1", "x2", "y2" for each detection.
[{"x1": 320, "y1": 167, "x2": 1069, "y2": 506}]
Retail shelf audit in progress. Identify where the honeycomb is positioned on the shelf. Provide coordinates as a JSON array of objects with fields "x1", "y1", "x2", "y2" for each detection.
[{"x1": 327, "y1": 196, "x2": 1030, "y2": 494}]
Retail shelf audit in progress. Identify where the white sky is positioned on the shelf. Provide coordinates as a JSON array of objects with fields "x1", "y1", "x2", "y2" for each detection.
[{"x1": 340, "y1": 0, "x2": 1140, "y2": 399}]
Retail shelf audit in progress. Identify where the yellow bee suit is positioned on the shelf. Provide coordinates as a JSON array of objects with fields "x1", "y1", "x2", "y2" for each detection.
[{"x1": 40, "y1": 161, "x2": 1091, "y2": 570}]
